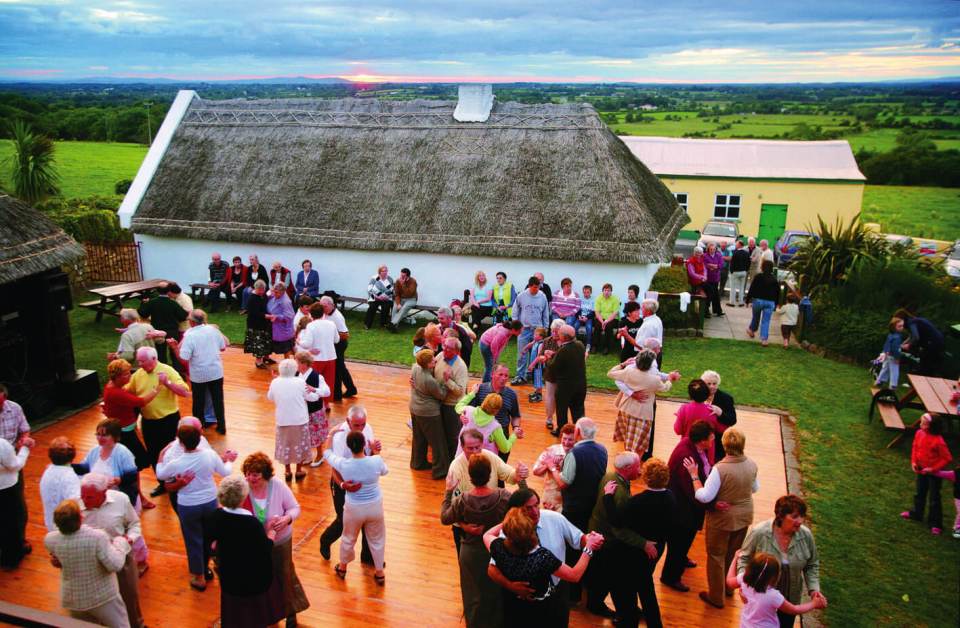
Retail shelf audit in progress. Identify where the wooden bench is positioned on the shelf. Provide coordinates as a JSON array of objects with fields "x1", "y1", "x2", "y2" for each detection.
[
  {"x1": 340, "y1": 296, "x2": 439, "y2": 322},
  {"x1": 190, "y1": 283, "x2": 211, "y2": 301},
  {"x1": 0, "y1": 600, "x2": 100, "y2": 627},
  {"x1": 869, "y1": 386, "x2": 907, "y2": 447}
]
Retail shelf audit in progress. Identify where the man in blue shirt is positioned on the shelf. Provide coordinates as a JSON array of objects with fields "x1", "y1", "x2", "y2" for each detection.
[{"x1": 512, "y1": 276, "x2": 550, "y2": 385}]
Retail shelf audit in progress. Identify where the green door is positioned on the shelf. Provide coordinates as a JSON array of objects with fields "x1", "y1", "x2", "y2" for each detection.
[{"x1": 758, "y1": 203, "x2": 788, "y2": 244}]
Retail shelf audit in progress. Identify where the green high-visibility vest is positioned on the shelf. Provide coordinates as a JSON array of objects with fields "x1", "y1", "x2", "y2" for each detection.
[{"x1": 492, "y1": 282, "x2": 514, "y2": 317}]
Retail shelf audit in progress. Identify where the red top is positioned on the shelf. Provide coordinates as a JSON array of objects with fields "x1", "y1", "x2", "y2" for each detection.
[
  {"x1": 674, "y1": 401, "x2": 723, "y2": 438},
  {"x1": 102, "y1": 384, "x2": 147, "y2": 428},
  {"x1": 911, "y1": 429, "x2": 952, "y2": 471}
]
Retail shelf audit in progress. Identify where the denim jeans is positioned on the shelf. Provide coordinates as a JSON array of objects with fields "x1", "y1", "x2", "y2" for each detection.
[
  {"x1": 749, "y1": 299, "x2": 776, "y2": 341},
  {"x1": 480, "y1": 341, "x2": 495, "y2": 383},
  {"x1": 241, "y1": 286, "x2": 253, "y2": 310},
  {"x1": 391, "y1": 298, "x2": 418, "y2": 325},
  {"x1": 574, "y1": 316, "x2": 594, "y2": 348},
  {"x1": 876, "y1": 356, "x2": 900, "y2": 388},
  {"x1": 514, "y1": 327, "x2": 535, "y2": 379},
  {"x1": 728, "y1": 271, "x2": 747, "y2": 305}
]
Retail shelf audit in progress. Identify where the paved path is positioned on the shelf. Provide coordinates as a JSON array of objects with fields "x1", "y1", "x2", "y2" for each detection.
[{"x1": 702, "y1": 294, "x2": 791, "y2": 346}]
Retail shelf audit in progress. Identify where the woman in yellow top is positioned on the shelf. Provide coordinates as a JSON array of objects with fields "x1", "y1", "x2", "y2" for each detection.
[
  {"x1": 454, "y1": 390, "x2": 523, "y2": 456},
  {"x1": 594, "y1": 283, "x2": 622, "y2": 355}
]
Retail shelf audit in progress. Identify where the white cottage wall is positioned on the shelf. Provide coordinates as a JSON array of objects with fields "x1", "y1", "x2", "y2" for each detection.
[{"x1": 137, "y1": 234, "x2": 660, "y2": 312}]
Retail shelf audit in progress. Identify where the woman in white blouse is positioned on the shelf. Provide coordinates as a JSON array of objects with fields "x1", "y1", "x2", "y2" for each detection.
[
  {"x1": 40, "y1": 437, "x2": 81, "y2": 532},
  {"x1": 268, "y1": 359, "x2": 322, "y2": 482},
  {"x1": 157, "y1": 422, "x2": 236, "y2": 591},
  {"x1": 0, "y1": 432, "x2": 33, "y2": 569}
]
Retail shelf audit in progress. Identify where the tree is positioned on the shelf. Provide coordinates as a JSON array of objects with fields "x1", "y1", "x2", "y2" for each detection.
[{"x1": 7, "y1": 120, "x2": 60, "y2": 204}]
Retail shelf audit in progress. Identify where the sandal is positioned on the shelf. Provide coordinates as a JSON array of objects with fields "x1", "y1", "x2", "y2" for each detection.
[
  {"x1": 334, "y1": 565, "x2": 347, "y2": 579},
  {"x1": 373, "y1": 573, "x2": 385, "y2": 585}
]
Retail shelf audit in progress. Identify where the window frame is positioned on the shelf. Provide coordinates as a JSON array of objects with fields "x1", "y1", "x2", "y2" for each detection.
[
  {"x1": 673, "y1": 192, "x2": 688, "y2": 212},
  {"x1": 713, "y1": 193, "x2": 741, "y2": 220}
]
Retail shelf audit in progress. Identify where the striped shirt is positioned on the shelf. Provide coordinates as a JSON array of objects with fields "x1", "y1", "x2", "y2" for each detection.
[{"x1": 551, "y1": 290, "x2": 582, "y2": 318}]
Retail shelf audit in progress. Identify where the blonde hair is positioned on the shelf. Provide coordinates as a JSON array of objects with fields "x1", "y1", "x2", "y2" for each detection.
[
  {"x1": 294, "y1": 351, "x2": 313, "y2": 366},
  {"x1": 503, "y1": 507, "x2": 538, "y2": 555},
  {"x1": 474, "y1": 270, "x2": 487, "y2": 286},
  {"x1": 722, "y1": 428, "x2": 746, "y2": 456}
]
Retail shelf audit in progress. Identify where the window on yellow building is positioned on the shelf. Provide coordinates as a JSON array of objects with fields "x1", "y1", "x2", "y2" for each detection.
[
  {"x1": 714, "y1": 194, "x2": 741, "y2": 220},
  {"x1": 674, "y1": 192, "x2": 688, "y2": 211}
]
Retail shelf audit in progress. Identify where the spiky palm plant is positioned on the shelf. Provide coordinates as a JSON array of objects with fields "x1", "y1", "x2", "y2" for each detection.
[
  {"x1": 788, "y1": 214, "x2": 891, "y2": 295},
  {"x1": 7, "y1": 120, "x2": 60, "y2": 204}
]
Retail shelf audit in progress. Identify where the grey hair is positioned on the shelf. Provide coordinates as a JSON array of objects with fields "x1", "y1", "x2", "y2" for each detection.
[
  {"x1": 320, "y1": 295, "x2": 335, "y2": 306},
  {"x1": 444, "y1": 337, "x2": 462, "y2": 350},
  {"x1": 437, "y1": 306, "x2": 453, "y2": 317},
  {"x1": 278, "y1": 358, "x2": 298, "y2": 378},
  {"x1": 642, "y1": 337, "x2": 661, "y2": 351},
  {"x1": 136, "y1": 346, "x2": 158, "y2": 361},
  {"x1": 636, "y1": 349, "x2": 657, "y2": 371},
  {"x1": 560, "y1": 324, "x2": 576, "y2": 340},
  {"x1": 272, "y1": 282, "x2": 286, "y2": 292},
  {"x1": 253, "y1": 279, "x2": 267, "y2": 290},
  {"x1": 748, "y1": 237, "x2": 756, "y2": 244},
  {"x1": 701, "y1": 369, "x2": 721, "y2": 386},
  {"x1": 217, "y1": 475, "x2": 249, "y2": 509},
  {"x1": 693, "y1": 246, "x2": 704, "y2": 255},
  {"x1": 576, "y1": 417, "x2": 597, "y2": 440},
  {"x1": 641, "y1": 298, "x2": 659, "y2": 314},
  {"x1": 550, "y1": 318, "x2": 565, "y2": 331},
  {"x1": 81, "y1": 472, "x2": 110, "y2": 493},
  {"x1": 189, "y1": 309, "x2": 208, "y2": 324},
  {"x1": 119, "y1": 308, "x2": 140, "y2": 323},
  {"x1": 760, "y1": 239, "x2": 769, "y2": 247},
  {"x1": 614, "y1": 451, "x2": 640, "y2": 471},
  {"x1": 347, "y1": 405, "x2": 367, "y2": 421}
]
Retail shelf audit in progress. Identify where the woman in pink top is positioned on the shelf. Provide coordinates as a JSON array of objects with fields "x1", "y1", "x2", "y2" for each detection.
[
  {"x1": 674, "y1": 379, "x2": 723, "y2": 460},
  {"x1": 478, "y1": 320, "x2": 522, "y2": 383},
  {"x1": 551, "y1": 277, "x2": 582, "y2": 323}
]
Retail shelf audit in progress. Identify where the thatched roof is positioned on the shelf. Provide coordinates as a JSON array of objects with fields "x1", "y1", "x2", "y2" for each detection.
[
  {"x1": 0, "y1": 194, "x2": 84, "y2": 285},
  {"x1": 130, "y1": 94, "x2": 687, "y2": 264}
]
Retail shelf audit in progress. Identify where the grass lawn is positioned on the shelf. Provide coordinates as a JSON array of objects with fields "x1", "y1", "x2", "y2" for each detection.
[
  {"x1": 0, "y1": 139, "x2": 148, "y2": 198},
  {"x1": 68, "y1": 303, "x2": 960, "y2": 627},
  {"x1": 862, "y1": 185, "x2": 960, "y2": 241}
]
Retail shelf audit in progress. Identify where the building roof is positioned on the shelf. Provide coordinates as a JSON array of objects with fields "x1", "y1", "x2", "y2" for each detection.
[
  {"x1": 0, "y1": 194, "x2": 85, "y2": 285},
  {"x1": 126, "y1": 91, "x2": 687, "y2": 264},
  {"x1": 618, "y1": 136, "x2": 866, "y2": 182}
]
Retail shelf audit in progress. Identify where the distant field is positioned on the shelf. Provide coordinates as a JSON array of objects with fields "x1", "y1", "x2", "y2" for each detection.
[
  {"x1": 0, "y1": 140, "x2": 147, "y2": 198},
  {"x1": 862, "y1": 185, "x2": 960, "y2": 241}
]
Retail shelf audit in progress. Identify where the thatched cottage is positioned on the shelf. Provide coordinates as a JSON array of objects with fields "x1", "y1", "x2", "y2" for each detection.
[{"x1": 120, "y1": 89, "x2": 686, "y2": 306}]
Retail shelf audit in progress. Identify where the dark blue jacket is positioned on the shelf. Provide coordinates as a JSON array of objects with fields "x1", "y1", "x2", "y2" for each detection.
[{"x1": 562, "y1": 440, "x2": 608, "y2": 526}]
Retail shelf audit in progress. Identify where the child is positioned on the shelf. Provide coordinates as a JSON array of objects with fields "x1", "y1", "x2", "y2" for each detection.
[
  {"x1": 874, "y1": 317, "x2": 904, "y2": 389},
  {"x1": 934, "y1": 465, "x2": 960, "y2": 539},
  {"x1": 521, "y1": 327, "x2": 547, "y2": 403},
  {"x1": 726, "y1": 551, "x2": 826, "y2": 628},
  {"x1": 577, "y1": 285, "x2": 595, "y2": 354},
  {"x1": 775, "y1": 293, "x2": 800, "y2": 348},
  {"x1": 901, "y1": 413, "x2": 953, "y2": 534}
]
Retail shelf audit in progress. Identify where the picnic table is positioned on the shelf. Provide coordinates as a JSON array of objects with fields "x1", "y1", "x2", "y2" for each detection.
[
  {"x1": 79, "y1": 279, "x2": 167, "y2": 322},
  {"x1": 871, "y1": 374, "x2": 959, "y2": 448}
]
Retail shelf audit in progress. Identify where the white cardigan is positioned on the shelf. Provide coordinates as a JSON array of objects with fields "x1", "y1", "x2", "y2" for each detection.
[{"x1": 267, "y1": 376, "x2": 321, "y2": 427}]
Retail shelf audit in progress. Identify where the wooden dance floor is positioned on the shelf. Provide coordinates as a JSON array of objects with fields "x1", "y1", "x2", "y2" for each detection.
[{"x1": 0, "y1": 348, "x2": 787, "y2": 627}]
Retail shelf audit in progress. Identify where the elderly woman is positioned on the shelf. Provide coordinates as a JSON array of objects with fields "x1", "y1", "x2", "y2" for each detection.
[
  {"x1": 703, "y1": 242, "x2": 725, "y2": 317},
  {"x1": 746, "y1": 259, "x2": 780, "y2": 346},
  {"x1": 40, "y1": 436, "x2": 80, "y2": 532},
  {"x1": 245, "y1": 279, "x2": 273, "y2": 368},
  {"x1": 469, "y1": 270, "x2": 495, "y2": 332},
  {"x1": 294, "y1": 351, "x2": 331, "y2": 468},
  {"x1": 44, "y1": 500, "x2": 130, "y2": 626},
  {"x1": 674, "y1": 379, "x2": 723, "y2": 450},
  {"x1": 700, "y1": 370, "x2": 737, "y2": 460},
  {"x1": 156, "y1": 422, "x2": 235, "y2": 591},
  {"x1": 241, "y1": 453, "x2": 310, "y2": 626},
  {"x1": 266, "y1": 282, "x2": 297, "y2": 361},
  {"x1": 410, "y1": 349, "x2": 450, "y2": 479},
  {"x1": 737, "y1": 494, "x2": 826, "y2": 627},
  {"x1": 365, "y1": 264, "x2": 394, "y2": 330},
  {"x1": 483, "y1": 508, "x2": 604, "y2": 627},
  {"x1": 102, "y1": 359, "x2": 159, "y2": 505},
  {"x1": 684, "y1": 428, "x2": 758, "y2": 609},
  {"x1": 686, "y1": 246, "x2": 707, "y2": 297},
  {"x1": 268, "y1": 358, "x2": 321, "y2": 482},
  {"x1": 82, "y1": 418, "x2": 140, "y2": 508},
  {"x1": 441, "y1": 454, "x2": 519, "y2": 628},
  {"x1": 208, "y1": 475, "x2": 285, "y2": 628},
  {"x1": 532, "y1": 424, "x2": 575, "y2": 512},
  {"x1": 322, "y1": 426, "x2": 389, "y2": 584},
  {"x1": 107, "y1": 309, "x2": 164, "y2": 362},
  {"x1": 540, "y1": 319, "x2": 565, "y2": 431},
  {"x1": 608, "y1": 350, "x2": 673, "y2": 457}
]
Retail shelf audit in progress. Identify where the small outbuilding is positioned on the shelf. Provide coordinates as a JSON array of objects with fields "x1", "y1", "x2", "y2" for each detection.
[
  {"x1": 620, "y1": 136, "x2": 866, "y2": 244},
  {"x1": 119, "y1": 89, "x2": 687, "y2": 306}
]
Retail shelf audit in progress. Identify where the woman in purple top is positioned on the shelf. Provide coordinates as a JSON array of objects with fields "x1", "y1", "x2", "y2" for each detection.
[
  {"x1": 703, "y1": 242, "x2": 725, "y2": 317},
  {"x1": 266, "y1": 283, "x2": 296, "y2": 359}
]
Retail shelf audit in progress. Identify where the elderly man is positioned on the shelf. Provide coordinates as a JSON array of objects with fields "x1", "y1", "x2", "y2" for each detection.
[
  {"x1": 745, "y1": 237, "x2": 760, "y2": 285},
  {"x1": 463, "y1": 364, "x2": 521, "y2": 462},
  {"x1": 445, "y1": 428, "x2": 528, "y2": 553},
  {"x1": 138, "y1": 282, "x2": 187, "y2": 366},
  {"x1": 79, "y1": 474, "x2": 144, "y2": 628},
  {"x1": 488, "y1": 487, "x2": 588, "y2": 625},
  {"x1": 45, "y1": 500, "x2": 131, "y2": 627},
  {"x1": 547, "y1": 325, "x2": 587, "y2": 434},
  {"x1": 205, "y1": 252, "x2": 229, "y2": 312},
  {"x1": 388, "y1": 267, "x2": 418, "y2": 332},
  {"x1": 437, "y1": 306, "x2": 473, "y2": 367},
  {"x1": 436, "y1": 336, "x2": 469, "y2": 459},
  {"x1": 108, "y1": 309, "x2": 164, "y2": 363},
  {"x1": 319, "y1": 406, "x2": 380, "y2": 564},
  {"x1": 321, "y1": 296, "x2": 357, "y2": 400},
  {"x1": 512, "y1": 276, "x2": 550, "y2": 384},
  {"x1": 167, "y1": 310, "x2": 227, "y2": 434},
  {"x1": 302, "y1": 302, "x2": 340, "y2": 409},
  {"x1": 157, "y1": 416, "x2": 219, "y2": 513},
  {"x1": 128, "y1": 346, "x2": 190, "y2": 496},
  {"x1": 728, "y1": 239, "x2": 751, "y2": 307},
  {"x1": 534, "y1": 271, "x2": 553, "y2": 303},
  {"x1": 622, "y1": 299, "x2": 665, "y2": 367}
]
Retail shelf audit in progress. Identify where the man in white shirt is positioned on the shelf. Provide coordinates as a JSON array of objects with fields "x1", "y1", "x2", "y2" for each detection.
[
  {"x1": 636, "y1": 299, "x2": 665, "y2": 366},
  {"x1": 168, "y1": 310, "x2": 227, "y2": 434},
  {"x1": 0, "y1": 431, "x2": 33, "y2": 568},
  {"x1": 321, "y1": 296, "x2": 357, "y2": 400},
  {"x1": 302, "y1": 302, "x2": 339, "y2": 411},
  {"x1": 319, "y1": 405, "x2": 380, "y2": 564}
]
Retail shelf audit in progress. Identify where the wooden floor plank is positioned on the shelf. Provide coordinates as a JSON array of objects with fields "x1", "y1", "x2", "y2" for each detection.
[{"x1": 0, "y1": 348, "x2": 787, "y2": 627}]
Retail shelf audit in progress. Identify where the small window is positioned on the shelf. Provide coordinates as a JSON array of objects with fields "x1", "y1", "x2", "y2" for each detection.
[
  {"x1": 714, "y1": 193, "x2": 741, "y2": 219},
  {"x1": 673, "y1": 192, "x2": 688, "y2": 211}
]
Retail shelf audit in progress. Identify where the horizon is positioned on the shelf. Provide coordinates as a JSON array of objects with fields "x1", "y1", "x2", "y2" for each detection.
[{"x1": 1, "y1": 1, "x2": 958, "y2": 83}]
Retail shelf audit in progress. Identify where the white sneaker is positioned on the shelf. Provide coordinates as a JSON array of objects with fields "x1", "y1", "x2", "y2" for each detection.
[{"x1": 310, "y1": 458, "x2": 324, "y2": 468}]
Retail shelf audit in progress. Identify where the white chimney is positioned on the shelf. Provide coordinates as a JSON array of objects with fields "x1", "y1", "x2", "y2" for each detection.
[{"x1": 453, "y1": 84, "x2": 494, "y2": 122}]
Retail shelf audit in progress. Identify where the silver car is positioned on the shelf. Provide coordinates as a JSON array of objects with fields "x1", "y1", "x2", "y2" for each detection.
[{"x1": 698, "y1": 220, "x2": 739, "y2": 250}]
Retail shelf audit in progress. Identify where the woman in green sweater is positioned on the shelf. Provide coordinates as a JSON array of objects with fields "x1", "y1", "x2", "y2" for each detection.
[{"x1": 455, "y1": 389, "x2": 523, "y2": 456}]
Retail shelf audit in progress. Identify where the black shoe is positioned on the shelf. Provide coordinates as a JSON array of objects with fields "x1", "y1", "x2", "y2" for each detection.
[
  {"x1": 216, "y1": 426, "x2": 226, "y2": 435},
  {"x1": 686, "y1": 558, "x2": 697, "y2": 568},
  {"x1": 149, "y1": 484, "x2": 166, "y2": 497},
  {"x1": 285, "y1": 616, "x2": 298, "y2": 628},
  {"x1": 661, "y1": 579, "x2": 690, "y2": 592},
  {"x1": 715, "y1": 312, "x2": 725, "y2": 317},
  {"x1": 343, "y1": 389, "x2": 358, "y2": 398},
  {"x1": 550, "y1": 429, "x2": 560, "y2": 437},
  {"x1": 319, "y1": 542, "x2": 331, "y2": 561},
  {"x1": 587, "y1": 604, "x2": 616, "y2": 619},
  {"x1": 204, "y1": 567, "x2": 214, "y2": 581}
]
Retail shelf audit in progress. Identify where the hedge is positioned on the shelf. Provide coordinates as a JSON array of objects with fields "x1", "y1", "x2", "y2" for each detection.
[{"x1": 37, "y1": 195, "x2": 132, "y2": 244}]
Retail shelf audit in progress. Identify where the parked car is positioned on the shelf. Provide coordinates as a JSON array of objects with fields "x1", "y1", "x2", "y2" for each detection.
[
  {"x1": 697, "y1": 220, "x2": 739, "y2": 251},
  {"x1": 775, "y1": 230, "x2": 818, "y2": 266},
  {"x1": 946, "y1": 241, "x2": 960, "y2": 280}
]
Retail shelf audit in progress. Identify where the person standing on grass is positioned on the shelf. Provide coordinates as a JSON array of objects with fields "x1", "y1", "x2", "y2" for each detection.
[
  {"x1": 512, "y1": 276, "x2": 550, "y2": 385},
  {"x1": 168, "y1": 309, "x2": 227, "y2": 434},
  {"x1": 874, "y1": 317, "x2": 905, "y2": 389},
  {"x1": 492, "y1": 271, "x2": 517, "y2": 324},
  {"x1": 479, "y1": 320, "x2": 523, "y2": 383},
  {"x1": 901, "y1": 413, "x2": 952, "y2": 535}
]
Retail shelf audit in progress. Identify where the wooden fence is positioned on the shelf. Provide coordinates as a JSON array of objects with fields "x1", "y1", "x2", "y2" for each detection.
[{"x1": 80, "y1": 242, "x2": 142, "y2": 283}]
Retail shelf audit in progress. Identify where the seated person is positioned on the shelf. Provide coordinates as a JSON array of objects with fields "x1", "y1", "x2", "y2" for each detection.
[{"x1": 295, "y1": 260, "x2": 320, "y2": 299}]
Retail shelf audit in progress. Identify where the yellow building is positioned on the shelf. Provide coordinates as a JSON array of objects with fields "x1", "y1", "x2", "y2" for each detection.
[{"x1": 620, "y1": 136, "x2": 865, "y2": 243}]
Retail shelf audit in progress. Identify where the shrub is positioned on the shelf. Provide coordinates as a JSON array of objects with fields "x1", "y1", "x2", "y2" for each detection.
[
  {"x1": 114, "y1": 179, "x2": 132, "y2": 195},
  {"x1": 37, "y1": 195, "x2": 132, "y2": 243},
  {"x1": 650, "y1": 265, "x2": 703, "y2": 331}
]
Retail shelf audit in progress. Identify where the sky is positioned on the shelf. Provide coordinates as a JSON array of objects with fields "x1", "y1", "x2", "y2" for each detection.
[{"x1": 1, "y1": 0, "x2": 959, "y2": 83}]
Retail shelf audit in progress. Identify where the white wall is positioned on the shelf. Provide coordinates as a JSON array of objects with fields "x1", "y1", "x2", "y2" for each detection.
[{"x1": 136, "y1": 234, "x2": 660, "y2": 308}]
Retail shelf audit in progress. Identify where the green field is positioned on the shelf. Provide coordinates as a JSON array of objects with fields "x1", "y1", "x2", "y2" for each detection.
[
  {"x1": 0, "y1": 139, "x2": 147, "y2": 198},
  {"x1": 862, "y1": 185, "x2": 960, "y2": 240}
]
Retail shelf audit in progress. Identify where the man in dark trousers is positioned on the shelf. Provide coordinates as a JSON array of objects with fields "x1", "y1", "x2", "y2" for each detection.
[
  {"x1": 558, "y1": 418, "x2": 608, "y2": 607},
  {"x1": 548, "y1": 324, "x2": 587, "y2": 435},
  {"x1": 138, "y1": 281, "x2": 187, "y2": 368}
]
